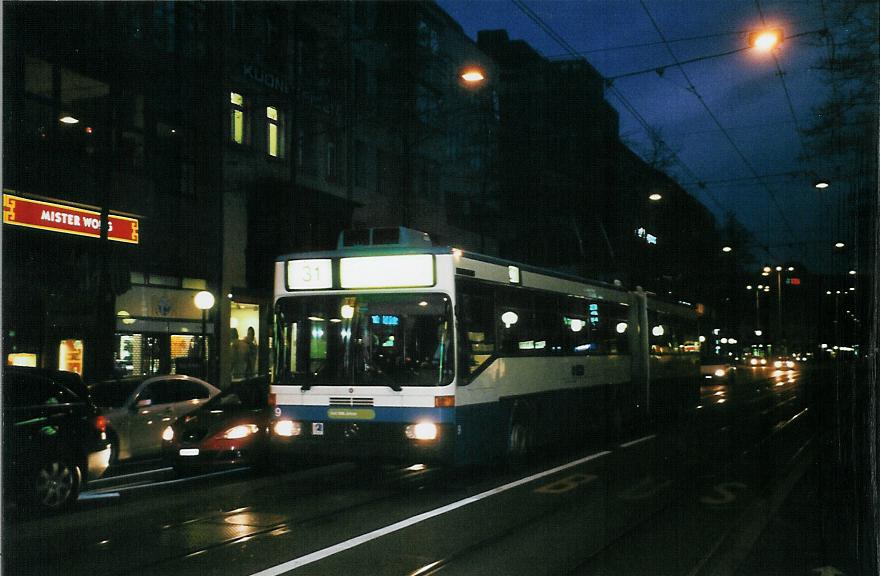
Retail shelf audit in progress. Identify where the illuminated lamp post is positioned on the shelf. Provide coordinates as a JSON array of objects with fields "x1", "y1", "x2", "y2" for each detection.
[
  {"x1": 459, "y1": 65, "x2": 491, "y2": 251},
  {"x1": 749, "y1": 29, "x2": 783, "y2": 51},
  {"x1": 194, "y1": 291, "x2": 215, "y2": 377}
]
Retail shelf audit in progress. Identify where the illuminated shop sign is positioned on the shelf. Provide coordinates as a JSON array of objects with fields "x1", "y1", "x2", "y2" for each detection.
[{"x1": 3, "y1": 192, "x2": 139, "y2": 244}]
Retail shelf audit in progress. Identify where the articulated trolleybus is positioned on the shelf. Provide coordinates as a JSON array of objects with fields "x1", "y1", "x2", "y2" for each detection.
[{"x1": 270, "y1": 228, "x2": 700, "y2": 465}]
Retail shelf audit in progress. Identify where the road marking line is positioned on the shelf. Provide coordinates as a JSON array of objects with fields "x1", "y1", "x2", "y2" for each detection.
[
  {"x1": 77, "y1": 492, "x2": 120, "y2": 500},
  {"x1": 91, "y1": 467, "x2": 174, "y2": 484},
  {"x1": 248, "y1": 450, "x2": 612, "y2": 576},
  {"x1": 619, "y1": 434, "x2": 656, "y2": 448}
]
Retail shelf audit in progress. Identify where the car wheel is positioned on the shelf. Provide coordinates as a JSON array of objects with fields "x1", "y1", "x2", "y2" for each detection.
[{"x1": 34, "y1": 456, "x2": 81, "y2": 511}]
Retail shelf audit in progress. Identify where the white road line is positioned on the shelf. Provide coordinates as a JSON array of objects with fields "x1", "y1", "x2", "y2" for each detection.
[
  {"x1": 78, "y1": 492, "x2": 121, "y2": 501},
  {"x1": 91, "y1": 467, "x2": 174, "y2": 484},
  {"x1": 248, "y1": 450, "x2": 612, "y2": 576},
  {"x1": 619, "y1": 434, "x2": 656, "y2": 449}
]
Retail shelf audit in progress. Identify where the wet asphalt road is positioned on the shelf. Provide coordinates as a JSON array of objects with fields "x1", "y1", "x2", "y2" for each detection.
[{"x1": 3, "y1": 364, "x2": 836, "y2": 576}]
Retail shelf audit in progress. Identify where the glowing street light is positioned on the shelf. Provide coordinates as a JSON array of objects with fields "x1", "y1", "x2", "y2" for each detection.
[
  {"x1": 648, "y1": 193, "x2": 663, "y2": 201},
  {"x1": 749, "y1": 29, "x2": 783, "y2": 51},
  {"x1": 460, "y1": 68, "x2": 486, "y2": 84},
  {"x1": 59, "y1": 115, "x2": 80, "y2": 124},
  {"x1": 834, "y1": 242, "x2": 846, "y2": 249},
  {"x1": 722, "y1": 245, "x2": 733, "y2": 253},
  {"x1": 813, "y1": 179, "x2": 830, "y2": 189}
]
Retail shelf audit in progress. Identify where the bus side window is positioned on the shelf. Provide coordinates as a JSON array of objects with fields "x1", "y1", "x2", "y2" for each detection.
[{"x1": 458, "y1": 281, "x2": 496, "y2": 374}]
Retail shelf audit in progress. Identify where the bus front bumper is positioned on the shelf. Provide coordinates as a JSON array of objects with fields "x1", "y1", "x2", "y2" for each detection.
[{"x1": 269, "y1": 420, "x2": 455, "y2": 463}]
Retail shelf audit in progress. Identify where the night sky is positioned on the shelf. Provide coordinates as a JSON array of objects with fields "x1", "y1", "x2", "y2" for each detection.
[{"x1": 437, "y1": 0, "x2": 856, "y2": 274}]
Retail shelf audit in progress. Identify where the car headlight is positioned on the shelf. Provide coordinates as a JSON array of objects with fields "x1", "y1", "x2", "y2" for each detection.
[
  {"x1": 273, "y1": 419, "x2": 302, "y2": 437},
  {"x1": 760, "y1": 358, "x2": 767, "y2": 365},
  {"x1": 786, "y1": 361, "x2": 795, "y2": 368},
  {"x1": 405, "y1": 422, "x2": 438, "y2": 441},
  {"x1": 162, "y1": 425, "x2": 175, "y2": 442},
  {"x1": 774, "y1": 360, "x2": 783, "y2": 368},
  {"x1": 223, "y1": 424, "x2": 260, "y2": 439}
]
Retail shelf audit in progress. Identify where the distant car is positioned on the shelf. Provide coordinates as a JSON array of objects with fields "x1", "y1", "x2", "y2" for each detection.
[
  {"x1": 749, "y1": 357, "x2": 769, "y2": 367},
  {"x1": 2, "y1": 366, "x2": 111, "y2": 511},
  {"x1": 89, "y1": 375, "x2": 220, "y2": 462},
  {"x1": 161, "y1": 392, "x2": 271, "y2": 475},
  {"x1": 700, "y1": 359, "x2": 732, "y2": 380},
  {"x1": 773, "y1": 356, "x2": 796, "y2": 370}
]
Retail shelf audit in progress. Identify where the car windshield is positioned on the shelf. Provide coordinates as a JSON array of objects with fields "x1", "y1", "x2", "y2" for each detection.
[
  {"x1": 275, "y1": 293, "x2": 453, "y2": 388},
  {"x1": 89, "y1": 379, "x2": 143, "y2": 408}
]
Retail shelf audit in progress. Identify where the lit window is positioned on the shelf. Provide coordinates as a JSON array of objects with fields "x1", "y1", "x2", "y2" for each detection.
[
  {"x1": 267, "y1": 106, "x2": 283, "y2": 158},
  {"x1": 230, "y1": 92, "x2": 246, "y2": 144}
]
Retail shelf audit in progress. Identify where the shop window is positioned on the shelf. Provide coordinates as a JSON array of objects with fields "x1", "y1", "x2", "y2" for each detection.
[
  {"x1": 170, "y1": 334, "x2": 198, "y2": 374},
  {"x1": 58, "y1": 339, "x2": 84, "y2": 375},
  {"x1": 230, "y1": 92, "x2": 247, "y2": 145},
  {"x1": 230, "y1": 302, "x2": 261, "y2": 381}
]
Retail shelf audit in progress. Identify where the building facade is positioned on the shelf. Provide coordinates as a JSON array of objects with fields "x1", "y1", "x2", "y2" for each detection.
[{"x1": 2, "y1": 1, "x2": 498, "y2": 388}]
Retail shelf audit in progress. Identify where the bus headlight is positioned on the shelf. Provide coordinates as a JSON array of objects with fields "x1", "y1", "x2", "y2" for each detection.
[
  {"x1": 405, "y1": 422, "x2": 438, "y2": 441},
  {"x1": 273, "y1": 419, "x2": 302, "y2": 437}
]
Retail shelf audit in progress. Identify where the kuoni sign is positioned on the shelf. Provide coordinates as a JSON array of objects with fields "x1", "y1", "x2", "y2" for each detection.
[{"x1": 3, "y1": 192, "x2": 139, "y2": 244}]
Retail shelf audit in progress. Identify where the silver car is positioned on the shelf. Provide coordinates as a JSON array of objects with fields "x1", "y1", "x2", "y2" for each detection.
[{"x1": 89, "y1": 375, "x2": 220, "y2": 462}]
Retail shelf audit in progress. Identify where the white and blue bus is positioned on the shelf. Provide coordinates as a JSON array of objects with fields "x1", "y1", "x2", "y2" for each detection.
[{"x1": 269, "y1": 228, "x2": 700, "y2": 465}]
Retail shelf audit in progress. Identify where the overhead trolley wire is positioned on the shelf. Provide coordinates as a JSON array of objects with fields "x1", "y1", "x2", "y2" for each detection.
[{"x1": 637, "y1": 0, "x2": 808, "y2": 263}]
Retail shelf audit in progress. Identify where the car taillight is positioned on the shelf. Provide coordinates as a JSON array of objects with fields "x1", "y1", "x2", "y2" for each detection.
[{"x1": 93, "y1": 415, "x2": 107, "y2": 433}]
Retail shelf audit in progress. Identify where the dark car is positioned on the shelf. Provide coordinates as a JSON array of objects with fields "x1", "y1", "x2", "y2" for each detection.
[
  {"x1": 161, "y1": 392, "x2": 271, "y2": 475},
  {"x1": 2, "y1": 366, "x2": 111, "y2": 511}
]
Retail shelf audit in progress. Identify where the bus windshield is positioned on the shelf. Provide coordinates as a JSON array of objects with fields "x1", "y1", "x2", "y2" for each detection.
[{"x1": 275, "y1": 293, "x2": 454, "y2": 389}]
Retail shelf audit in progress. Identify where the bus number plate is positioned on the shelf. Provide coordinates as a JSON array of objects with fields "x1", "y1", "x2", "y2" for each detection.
[{"x1": 312, "y1": 422, "x2": 324, "y2": 436}]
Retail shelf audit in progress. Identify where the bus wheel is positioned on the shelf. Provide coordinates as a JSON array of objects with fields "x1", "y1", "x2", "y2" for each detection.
[{"x1": 508, "y1": 421, "x2": 532, "y2": 460}]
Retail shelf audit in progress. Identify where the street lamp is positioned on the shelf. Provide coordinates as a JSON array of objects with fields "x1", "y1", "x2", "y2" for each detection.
[
  {"x1": 722, "y1": 245, "x2": 733, "y2": 253},
  {"x1": 648, "y1": 193, "x2": 663, "y2": 201},
  {"x1": 460, "y1": 68, "x2": 486, "y2": 84},
  {"x1": 834, "y1": 242, "x2": 846, "y2": 249},
  {"x1": 813, "y1": 179, "x2": 830, "y2": 189},
  {"x1": 194, "y1": 290, "x2": 215, "y2": 377},
  {"x1": 749, "y1": 29, "x2": 783, "y2": 51}
]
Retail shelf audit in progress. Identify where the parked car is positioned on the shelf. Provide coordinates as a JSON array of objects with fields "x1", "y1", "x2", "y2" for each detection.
[
  {"x1": 2, "y1": 366, "x2": 111, "y2": 511},
  {"x1": 162, "y1": 391, "x2": 271, "y2": 475},
  {"x1": 89, "y1": 374, "x2": 220, "y2": 462}
]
